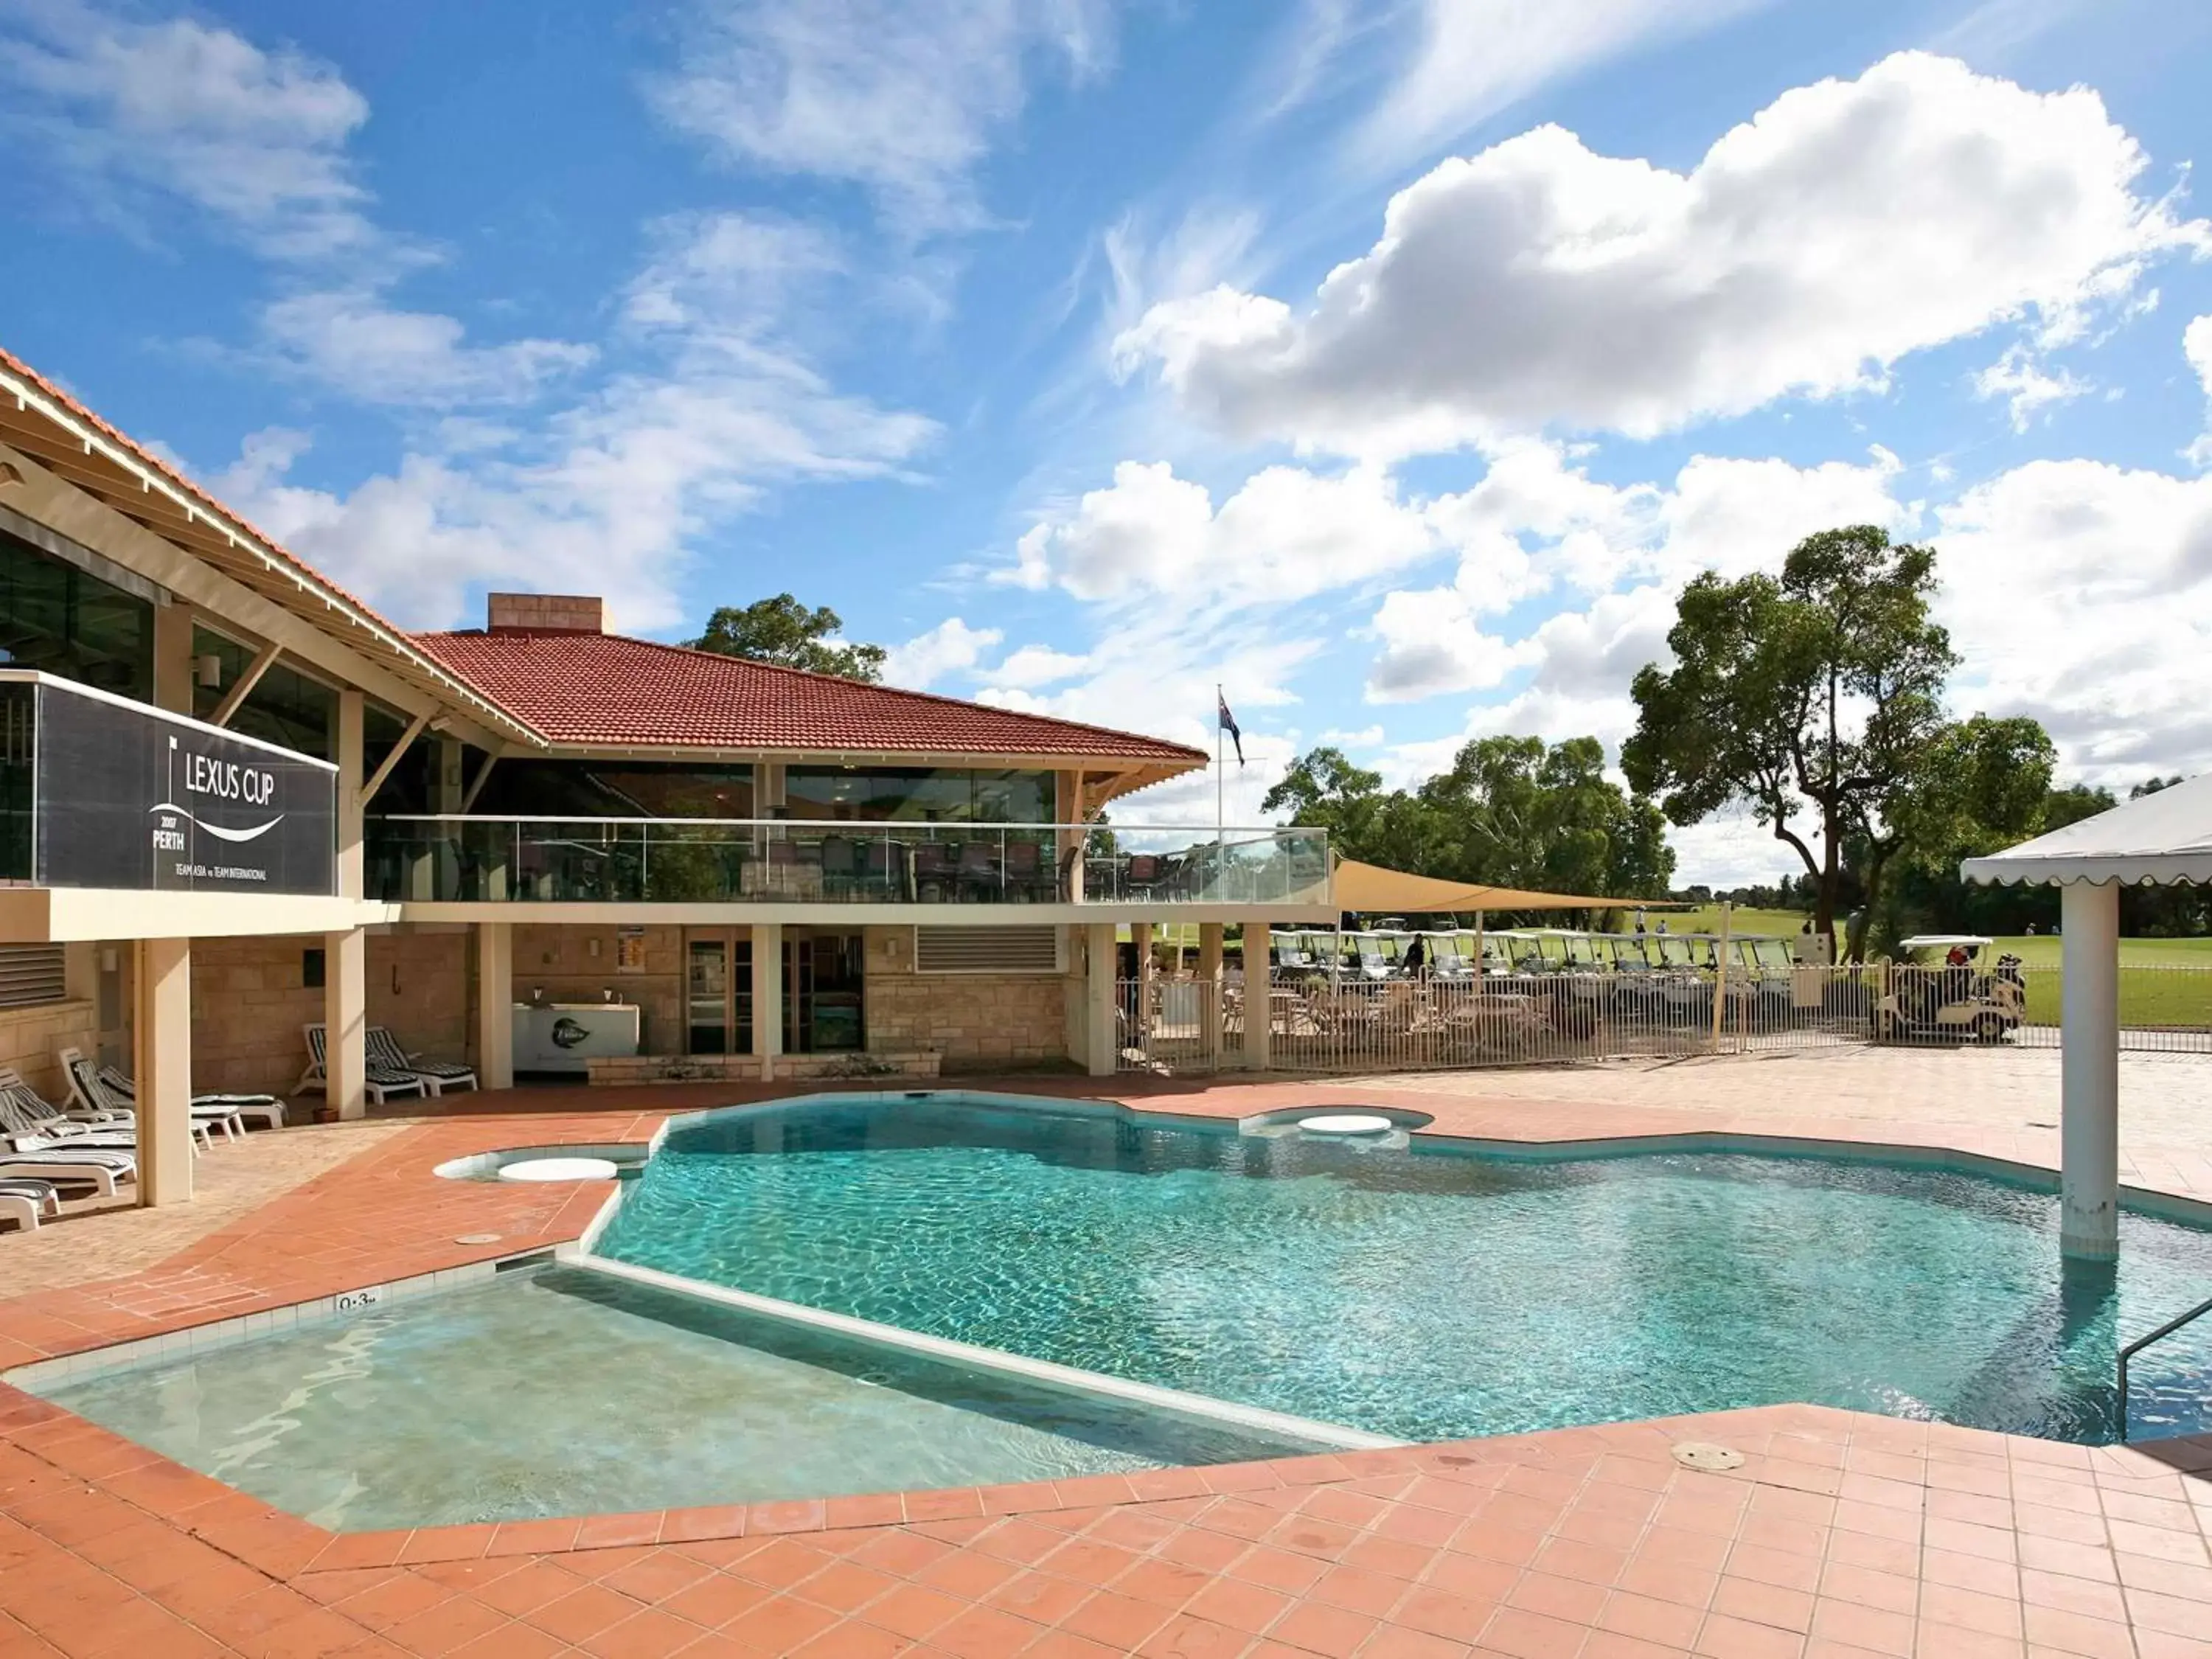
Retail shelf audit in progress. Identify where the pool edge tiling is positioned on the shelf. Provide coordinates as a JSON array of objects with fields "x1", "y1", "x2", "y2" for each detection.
[{"x1": 4, "y1": 1079, "x2": 2212, "y2": 1658}]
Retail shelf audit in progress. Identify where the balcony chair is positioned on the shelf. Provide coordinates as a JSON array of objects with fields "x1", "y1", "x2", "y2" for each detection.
[
  {"x1": 864, "y1": 839, "x2": 909, "y2": 900},
  {"x1": 914, "y1": 841, "x2": 956, "y2": 902},
  {"x1": 298, "y1": 1024, "x2": 429, "y2": 1105},
  {"x1": 64, "y1": 1047, "x2": 278, "y2": 1134},
  {"x1": 1123, "y1": 853, "x2": 1163, "y2": 902},
  {"x1": 955, "y1": 840, "x2": 999, "y2": 901},
  {"x1": 1003, "y1": 838, "x2": 1049, "y2": 902},
  {"x1": 819, "y1": 835, "x2": 858, "y2": 898}
]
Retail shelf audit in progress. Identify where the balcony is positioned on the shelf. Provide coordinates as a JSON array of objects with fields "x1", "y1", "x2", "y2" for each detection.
[{"x1": 366, "y1": 817, "x2": 1331, "y2": 908}]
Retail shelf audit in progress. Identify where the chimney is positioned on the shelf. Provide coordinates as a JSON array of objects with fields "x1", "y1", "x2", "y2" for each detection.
[{"x1": 487, "y1": 592, "x2": 603, "y2": 634}]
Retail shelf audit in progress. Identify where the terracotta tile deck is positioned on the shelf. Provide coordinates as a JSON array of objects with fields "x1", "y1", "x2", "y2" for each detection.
[{"x1": 3, "y1": 1070, "x2": 2210, "y2": 1658}]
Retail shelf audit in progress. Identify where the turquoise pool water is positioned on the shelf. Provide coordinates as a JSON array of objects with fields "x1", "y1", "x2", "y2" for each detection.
[
  {"x1": 29, "y1": 1266, "x2": 1313, "y2": 1529},
  {"x1": 597, "y1": 1094, "x2": 2212, "y2": 1446}
]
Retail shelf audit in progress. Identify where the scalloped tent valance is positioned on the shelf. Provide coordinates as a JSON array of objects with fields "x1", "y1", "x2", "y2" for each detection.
[{"x1": 1959, "y1": 771, "x2": 2212, "y2": 888}]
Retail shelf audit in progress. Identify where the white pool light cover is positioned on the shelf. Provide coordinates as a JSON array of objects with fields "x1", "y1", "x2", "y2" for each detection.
[
  {"x1": 1297, "y1": 1114, "x2": 1395, "y2": 1135},
  {"x1": 496, "y1": 1157, "x2": 619, "y2": 1183}
]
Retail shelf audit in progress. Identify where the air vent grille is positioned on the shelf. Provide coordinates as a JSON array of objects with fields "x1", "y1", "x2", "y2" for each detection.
[{"x1": 913, "y1": 926, "x2": 1060, "y2": 974}]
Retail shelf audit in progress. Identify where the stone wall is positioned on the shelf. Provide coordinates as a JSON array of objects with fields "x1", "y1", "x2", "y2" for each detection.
[
  {"x1": 189, "y1": 928, "x2": 470, "y2": 1096},
  {"x1": 513, "y1": 923, "x2": 683, "y2": 1057},
  {"x1": 861, "y1": 926, "x2": 1073, "y2": 1071},
  {"x1": 0, "y1": 999, "x2": 97, "y2": 1103}
]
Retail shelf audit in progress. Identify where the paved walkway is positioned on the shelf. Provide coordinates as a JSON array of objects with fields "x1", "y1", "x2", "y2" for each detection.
[{"x1": 1, "y1": 1067, "x2": 2208, "y2": 1658}]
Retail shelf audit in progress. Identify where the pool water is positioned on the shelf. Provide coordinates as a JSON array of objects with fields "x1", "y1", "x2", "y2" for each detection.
[
  {"x1": 597, "y1": 1095, "x2": 2212, "y2": 1446},
  {"x1": 29, "y1": 1266, "x2": 1313, "y2": 1530}
]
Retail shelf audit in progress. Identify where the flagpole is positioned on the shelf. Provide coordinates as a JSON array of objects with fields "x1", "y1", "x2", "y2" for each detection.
[{"x1": 1214, "y1": 683, "x2": 1225, "y2": 894}]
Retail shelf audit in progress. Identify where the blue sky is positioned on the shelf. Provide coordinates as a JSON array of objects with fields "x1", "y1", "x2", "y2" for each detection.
[{"x1": 4, "y1": 0, "x2": 2211, "y2": 883}]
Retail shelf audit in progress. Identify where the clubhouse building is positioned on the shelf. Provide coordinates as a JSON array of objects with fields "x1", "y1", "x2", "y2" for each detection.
[{"x1": 0, "y1": 344, "x2": 1333, "y2": 1205}]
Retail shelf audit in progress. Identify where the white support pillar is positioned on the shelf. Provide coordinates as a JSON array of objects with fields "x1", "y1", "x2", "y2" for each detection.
[
  {"x1": 324, "y1": 689, "x2": 368, "y2": 1119},
  {"x1": 475, "y1": 922, "x2": 514, "y2": 1091},
  {"x1": 1132, "y1": 922, "x2": 1153, "y2": 1050},
  {"x1": 133, "y1": 937, "x2": 194, "y2": 1207},
  {"x1": 753, "y1": 922, "x2": 783, "y2": 1081},
  {"x1": 2060, "y1": 880, "x2": 2121, "y2": 1259},
  {"x1": 1199, "y1": 922, "x2": 1225, "y2": 1068},
  {"x1": 1084, "y1": 922, "x2": 1117, "y2": 1077},
  {"x1": 1243, "y1": 917, "x2": 1272, "y2": 1071}
]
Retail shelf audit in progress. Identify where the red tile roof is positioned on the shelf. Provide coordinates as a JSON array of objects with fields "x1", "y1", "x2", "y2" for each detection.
[{"x1": 414, "y1": 629, "x2": 1208, "y2": 763}]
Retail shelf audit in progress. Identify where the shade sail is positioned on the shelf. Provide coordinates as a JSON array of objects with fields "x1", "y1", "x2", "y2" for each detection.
[
  {"x1": 1330, "y1": 857, "x2": 1651, "y2": 913},
  {"x1": 1960, "y1": 772, "x2": 2212, "y2": 888}
]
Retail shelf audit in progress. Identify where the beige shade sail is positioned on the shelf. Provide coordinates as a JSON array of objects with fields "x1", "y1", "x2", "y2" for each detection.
[{"x1": 1330, "y1": 857, "x2": 1657, "y2": 914}]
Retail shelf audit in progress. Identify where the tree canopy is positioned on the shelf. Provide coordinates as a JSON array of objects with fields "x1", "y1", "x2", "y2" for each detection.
[
  {"x1": 690, "y1": 594, "x2": 887, "y2": 682},
  {"x1": 1264, "y1": 735, "x2": 1676, "y2": 908},
  {"x1": 1622, "y1": 524, "x2": 2051, "y2": 956}
]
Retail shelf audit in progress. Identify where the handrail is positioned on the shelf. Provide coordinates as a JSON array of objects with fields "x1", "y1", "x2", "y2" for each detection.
[
  {"x1": 2116, "y1": 1290, "x2": 2212, "y2": 1440},
  {"x1": 372, "y1": 813, "x2": 1312, "y2": 841}
]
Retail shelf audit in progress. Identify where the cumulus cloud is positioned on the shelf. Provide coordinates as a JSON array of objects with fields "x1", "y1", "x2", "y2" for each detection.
[
  {"x1": 1005, "y1": 459, "x2": 1440, "y2": 605},
  {"x1": 1119, "y1": 52, "x2": 2206, "y2": 454},
  {"x1": 1364, "y1": 587, "x2": 1538, "y2": 701},
  {"x1": 882, "y1": 616, "x2": 1004, "y2": 689},
  {"x1": 2186, "y1": 314, "x2": 2212, "y2": 466},
  {"x1": 650, "y1": 0, "x2": 1114, "y2": 234}
]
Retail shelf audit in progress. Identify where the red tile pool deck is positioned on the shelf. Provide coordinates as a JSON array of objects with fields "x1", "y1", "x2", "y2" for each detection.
[{"x1": 3, "y1": 1076, "x2": 2210, "y2": 1659}]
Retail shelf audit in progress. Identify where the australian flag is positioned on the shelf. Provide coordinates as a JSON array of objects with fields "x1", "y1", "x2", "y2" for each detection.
[{"x1": 1217, "y1": 692, "x2": 1244, "y2": 765}]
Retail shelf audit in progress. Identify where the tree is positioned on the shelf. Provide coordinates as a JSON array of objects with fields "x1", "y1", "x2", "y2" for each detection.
[
  {"x1": 1623, "y1": 526, "x2": 1986, "y2": 955},
  {"x1": 1263, "y1": 736, "x2": 1675, "y2": 913},
  {"x1": 691, "y1": 594, "x2": 886, "y2": 681}
]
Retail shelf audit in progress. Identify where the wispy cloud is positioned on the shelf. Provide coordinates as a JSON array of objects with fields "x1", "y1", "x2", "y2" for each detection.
[{"x1": 649, "y1": 0, "x2": 1118, "y2": 236}]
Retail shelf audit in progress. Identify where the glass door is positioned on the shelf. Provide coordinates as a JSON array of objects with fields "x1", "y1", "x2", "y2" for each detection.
[
  {"x1": 686, "y1": 931, "x2": 754, "y2": 1055},
  {"x1": 686, "y1": 936, "x2": 726, "y2": 1055}
]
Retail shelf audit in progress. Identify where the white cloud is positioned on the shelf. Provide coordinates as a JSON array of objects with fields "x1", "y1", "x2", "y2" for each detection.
[
  {"x1": 1006, "y1": 459, "x2": 1440, "y2": 605},
  {"x1": 1121, "y1": 53, "x2": 2206, "y2": 455},
  {"x1": 218, "y1": 357, "x2": 939, "y2": 631},
  {"x1": 1365, "y1": 587, "x2": 1537, "y2": 700},
  {"x1": 1354, "y1": 0, "x2": 1770, "y2": 175},
  {"x1": 0, "y1": 0, "x2": 376, "y2": 259},
  {"x1": 1971, "y1": 344, "x2": 2092, "y2": 432},
  {"x1": 883, "y1": 616, "x2": 1004, "y2": 689},
  {"x1": 990, "y1": 643, "x2": 1091, "y2": 688},
  {"x1": 650, "y1": 0, "x2": 1113, "y2": 234},
  {"x1": 1935, "y1": 459, "x2": 2212, "y2": 776},
  {"x1": 622, "y1": 212, "x2": 846, "y2": 339},
  {"x1": 257, "y1": 291, "x2": 596, "y2": 408},
  {"x1": 2186, "y1": 314, "x2": 2212, "y2": 467}
]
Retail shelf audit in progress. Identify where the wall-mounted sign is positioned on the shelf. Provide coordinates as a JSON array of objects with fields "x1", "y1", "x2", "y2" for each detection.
[
  {"x1": 25, "y1": 675, "x2": 338, "y2": 895},
  {"x1": 615, "y1": 926, "x2": 647, "y2": 973}
]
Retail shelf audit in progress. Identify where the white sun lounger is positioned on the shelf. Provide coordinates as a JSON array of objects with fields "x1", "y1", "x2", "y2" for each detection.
[
  {"x1": 63, "y1": 1048, "x2": 276, "y2": 1135},
  {"x1": 0, "y1": 1176, "x2": 60, "y2": 1231},
  {"x1": 0, "y1": 1077, "x2": 153, "y2": 1153},
  {"x1": 0, "y1": 1142, "x2": 131, "y2": 1196},
  {"x1": 299, "y1": 1024, "x2": 428, "y2": 1105}
]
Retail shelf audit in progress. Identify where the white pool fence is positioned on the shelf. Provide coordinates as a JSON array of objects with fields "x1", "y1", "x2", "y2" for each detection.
[{"x1": 1111, "y1": 961, "x2": 2212, "y2": 1074}]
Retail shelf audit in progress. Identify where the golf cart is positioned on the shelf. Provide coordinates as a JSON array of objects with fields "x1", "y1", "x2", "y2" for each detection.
[{"x1": 1871, "y1": 935, "x2": 2026, "y2": 1044}]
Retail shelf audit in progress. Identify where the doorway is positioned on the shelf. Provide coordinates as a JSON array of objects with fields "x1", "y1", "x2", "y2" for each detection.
[
  {"x1": 684, "y1": 931, "x2": 753, "y2": 1056},
  {"x1": 683, "y1": 928, "x2": 865, "y2": 1055}
]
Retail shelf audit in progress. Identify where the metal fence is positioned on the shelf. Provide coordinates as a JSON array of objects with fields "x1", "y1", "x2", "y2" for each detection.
[{"x1": 1112, "y1": 961, "x2": 2212, "y2": 1074}]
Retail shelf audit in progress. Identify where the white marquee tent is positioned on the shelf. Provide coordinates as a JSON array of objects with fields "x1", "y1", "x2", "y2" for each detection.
[{"x1": 1961, "y1": 772, "x2": 2212, "y2": 1258}]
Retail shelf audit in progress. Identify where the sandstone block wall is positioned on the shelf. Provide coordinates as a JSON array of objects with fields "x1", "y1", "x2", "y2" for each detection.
[
  {"x1": 861, "y1": 926, "x2": 1072, "y2": 1071},
  {"x1": 513, "y1": 923, "x2": 683, "y2": 1057}
]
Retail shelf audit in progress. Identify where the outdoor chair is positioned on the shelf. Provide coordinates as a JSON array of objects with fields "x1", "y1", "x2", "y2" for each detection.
[
  {"x1": 955, "y1": 840, "x2": 998, "y2": 900},
  {"x1": 914, "y1": 842, "x2": 956, "y2": 902},
  {"x1": 819, "y1": 835, "x2": 858, "y2": 897},
  {"x1": 0, "y1": 1177, "x2": 59, "y2": 1232},
  {"x1": 0, "y1": 1074, "x2": 155, "y2": 1152},
  {"x1": 863, "y1": 840, "x2": 909, "y2": 900},
  {"x1": 1003, "y1": 838, "x2": 1048, "y2": 901},
  {"x1": 366, "y1": 1026, "x2": 479, "y2": 1096},
  {"x1": 0, "y1": 1141, "x2": 131, "y2": 1195},
  {"x1": 299, "y1": 1025, "x2": 430, "y2": 1105},
  {"x1": 1123, "y1": 853, "x2": 1163, "y2": 901},
  {"x1": 63, "y1": 1047, "x2": 271, "y2": 1135}
]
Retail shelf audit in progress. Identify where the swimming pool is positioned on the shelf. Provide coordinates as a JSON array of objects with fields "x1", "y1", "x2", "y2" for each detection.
[
  {"x1": 27, "y1": 1265, "x2": 1318, "y2": 1530},
  {"x1": 596, "y1": 1093, "x2": 2212, "y2": 1446}
]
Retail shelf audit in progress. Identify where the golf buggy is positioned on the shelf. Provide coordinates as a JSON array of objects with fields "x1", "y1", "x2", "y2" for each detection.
[{"x1": 1871, "y1": 935, "x2": 2027, "y2": 1045}]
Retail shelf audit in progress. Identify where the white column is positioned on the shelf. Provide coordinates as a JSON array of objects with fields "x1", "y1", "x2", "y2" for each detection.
[
  {"x1": 475, "y1": 922, "x2": 514, "y2": 1091},
  {"x1": 2060, "y1": 880, "x2": 2121, "y2": 1259},
  {"x1": 324, "y1": 689, "x2": 367, "y2": 1119},
  {"x1": 1132, "y1": 922, "x2": 1153, "y2": 1051},
  {"x1": 133, "y1": 937, "x2": 194, "y2": 1207},
  {"x1": 1084, "y1": 922, "x2": 1116, "y2": 1077},
  {"x1": 753, "y1": 922, "x2": 783, "y2": 1080},
  {"x1": 1243, "y1": 917, "x2": 1272, "y2": 1071}
]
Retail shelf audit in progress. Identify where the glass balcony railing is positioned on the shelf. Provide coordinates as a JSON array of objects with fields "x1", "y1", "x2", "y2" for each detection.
[{"x1": 365, "y1": 817, "x2": 1332, "y2": 908}]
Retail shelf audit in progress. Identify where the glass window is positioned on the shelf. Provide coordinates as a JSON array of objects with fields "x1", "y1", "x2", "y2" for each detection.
[
  {"x1": 785, "y1": 766, "x2": 1051, "y2": 823},
  {"x1": 0, "y1": 527, "x2": 153, "y2": 700},
  {"x1": 190, "y1": 627, "x2": 338, "y2": 759},
  {"x1": 473, "y1": 761, "x2": 757, "y2": 819}
]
